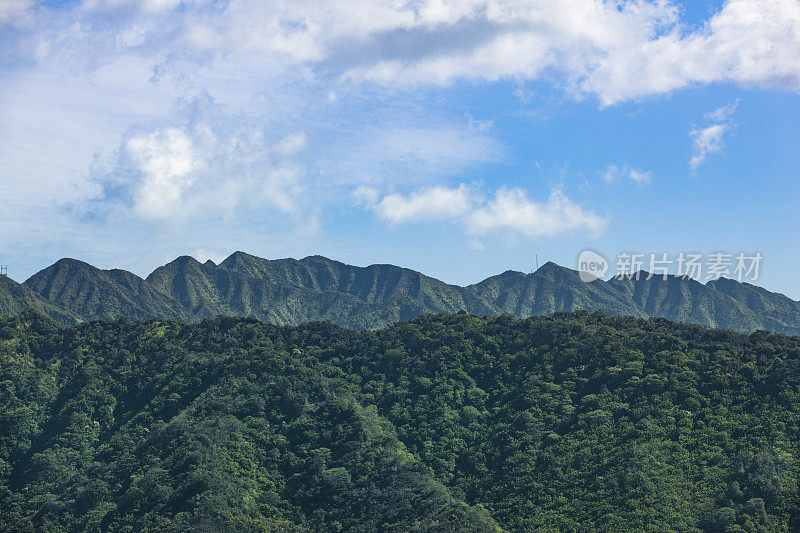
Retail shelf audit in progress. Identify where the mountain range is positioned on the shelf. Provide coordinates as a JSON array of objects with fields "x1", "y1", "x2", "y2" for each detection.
[{"x1": 2, "y1": 251, "x2": 800, "y2": 334}]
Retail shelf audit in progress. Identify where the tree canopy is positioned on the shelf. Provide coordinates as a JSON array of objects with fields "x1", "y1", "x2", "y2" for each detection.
[{"x1": 2, "y1": 310, "x2": 800, "y2": 531}]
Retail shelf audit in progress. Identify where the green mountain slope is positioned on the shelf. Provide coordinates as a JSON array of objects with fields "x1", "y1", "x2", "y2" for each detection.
[
  {"x1": 4, "y1": 252, "x2": 800, "y2": 333},
  {"x1": 707, "y1": 277, "x2": 800, "y2": 335},
  {"x1": 0, "y1": 311, "x2": 499, "y2": 532},
  {"x1": 608, "y1": 272, "x2": 762, "y2": 331},
  {"x1": 146, "y1": 252, "x2": 493, "y2": 328},
  {"x1": 23, "y1": 258, "x2": 191, "y2": 322},
  {"x1": 470, "y1": 262, "x2": 646, "y2": 318},
  {"x1": 2, "y1": 311, "x2": 800, "y2": 531},
  {"x1": 0, "y1": 275, "x2": 79, "y2": 325}
]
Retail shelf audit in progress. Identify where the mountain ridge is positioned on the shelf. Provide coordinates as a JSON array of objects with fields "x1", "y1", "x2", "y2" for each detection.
[{"x1": 1, "y1": 251, "x2": 798, "y2": 333}]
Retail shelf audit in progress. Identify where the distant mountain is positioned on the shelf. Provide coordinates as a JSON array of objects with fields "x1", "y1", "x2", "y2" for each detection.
[
  {"x1": 0, "y1": 275, "x2": 79, "y2": 325},
  {"x1": 24, "y1": 258, "x2": 190, "y2": 322},
  {"x1": 608, "y1": 272, "x2": 762, "y2": 332},
  {"x1": 145, "y1": 252, "x2": 491, "y2": 328},
  {"x1": 470, "y1": 261, "x2": 646, "y2": 318},
  {"x1": 707, "y1": 277, "x2": 800, "y2": 335},
  {"x1": 3, "y1": 252, "x2": 800, "y2": 334}
]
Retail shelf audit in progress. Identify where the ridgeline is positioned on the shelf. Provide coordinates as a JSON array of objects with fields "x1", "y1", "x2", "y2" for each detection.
[{"x1": 2, "y1": 252, "x2": 800, "y2": 334}]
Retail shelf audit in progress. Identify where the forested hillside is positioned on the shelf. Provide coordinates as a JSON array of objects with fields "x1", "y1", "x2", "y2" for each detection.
[
  {"x1": 2, "y1": 310, "x2": 800, "y2": 531},
  {"x1": 23, "y1": 259, "x2": 191, "y2": 322},
  {"x1": 4, "y1": 252, "x2": 800, "y2": 334},
  {"x1": 0, "y1": 275, "x2": 81, "y2": 326}
]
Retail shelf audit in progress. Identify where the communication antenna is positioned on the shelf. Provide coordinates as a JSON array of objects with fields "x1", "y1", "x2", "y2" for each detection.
[
  {"x1": 0, "y1": 265, "x2": 7, "y2": 277},
  {"x1": 530, "y1": 254, "x2": 539, "y2": 275}
]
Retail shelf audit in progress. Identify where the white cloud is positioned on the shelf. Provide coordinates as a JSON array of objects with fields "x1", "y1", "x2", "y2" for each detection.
[
  {"x1": 352, "y1": 185, "x2": 381, "y2": 206},
  {"x1": 0, "y1": 0, "x2": 790, "y2": 218},
  {"x1": 330, "y1": 0, "x2": 800, "y2": 105},
  {"x1": 628, "y1": 169, "x2": 652, "y2": 185},
  {"x1": 602, "y1": 164, "x2": 652, "y2": 185},
  {"x1": 363, "y1": 184, "x2": 475, "y2": 223},
  {"x1": 466, "y1": 189, "x2": 608, "y2": 239},
  {"x1": 126, "y1": 127, "x2": 198, "y2": 219},
  {"x1": 0, "y1": 0, "x2": 32, "y2": 23},
  {"x1": 98, "y1": 98, "x2": 309, "y2": 223},
  {"x1": 689, "y1": 100, "x2": 738, "y2": 171},
  {"x1": 705, "y1": 99, "x2": 739, "y2": 122},
  {"x1": 276, "y1": 132, "x2": 307, "y2": 156},
  {"x1": 689, "y1": 123, "x2": 729, "y2": 170},
  {"x1": 580, "y1": 0, "x2": 800, "y2": 105},
  {"x1": 358, "y1": 185, "x2": 607, "y2": 241},
  {"x1": 6, "y1": 0, "x2": 799, "y2": 105}
]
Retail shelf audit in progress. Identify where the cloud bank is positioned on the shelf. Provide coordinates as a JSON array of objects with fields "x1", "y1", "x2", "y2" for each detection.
[
  {"x1": 6, "y1": 0, "x2": 798, "y2": 103},
  {"x1": 357, "y1": 184, "x2": 608, "y2": 241}
]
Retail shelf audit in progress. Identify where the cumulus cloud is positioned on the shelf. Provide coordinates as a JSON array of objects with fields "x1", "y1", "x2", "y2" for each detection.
[
  {"x1": 578, "y1": 0, "x2": 800, "y2": 105},
  {"x1": 97, "y1": 97, "x2": 308, "y2": 223},
  {"x1": 602, "y1": 164, "x2": 652, "y2": 185},
  {"x1": 357, "y1": 184, "x2": 475, "y2": 223},
  {"x1": 466, "y1": 189, "x2": 608, "y2": 239},
  {"x1": 0, "y1": 0, "x2": 792, "y2": 213},
  {"x1": 358, "y1": 185, "x2": 607, "y2": 241},
  {"x1": 231, "y1": 0, "x2": 798, "y2": 105},
  {"x1": 126, "y1": 128, "x2": 198, "y2": 219},
  {"x1": 689, "y1": 101, "x2": 738, "y2": 171}
]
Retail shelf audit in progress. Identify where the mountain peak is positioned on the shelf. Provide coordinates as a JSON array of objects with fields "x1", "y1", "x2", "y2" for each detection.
[
  {"x1": 52, "y1": 257, "x2": 99, "y2": 270},
  {"x1": 300, "y1": 255, "x2": 343, "y2": 266},
  {"x1": 220, "y1": 251, "x2": 262, "y2": 269},
  {"x1": 173, "y1": 255, "x2": 201, "y2": 265},
  {"x1": 152, "y1": 255, "x2": 207, "y2": 273},
  {"x1": 534, "y1": 261, "x2": 579, "y2": 280},
  {"x1": 24, "y1": 258, "x2": 102, "y2": 286}
]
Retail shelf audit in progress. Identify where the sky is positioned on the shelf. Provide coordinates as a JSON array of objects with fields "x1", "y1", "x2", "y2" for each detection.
[{"x1": 1, "y1": 0, "x2": 799, "y2": 296}]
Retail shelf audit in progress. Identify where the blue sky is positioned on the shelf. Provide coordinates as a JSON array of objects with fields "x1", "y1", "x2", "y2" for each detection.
[{"x1": 1, "y1": 0, "x2": 799, "y2": 296}]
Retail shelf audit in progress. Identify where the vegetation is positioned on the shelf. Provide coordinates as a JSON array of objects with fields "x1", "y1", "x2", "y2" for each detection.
[
  {"x1": 0, "y1": 275, "x2": 80, "y2": 325},
  {"x1": 2, "y1": 310, "x2": 800, "y2": 531},
  {"x1": 3, "y1": 252, "x2": 800, "y2": 333},
  {"x1": 23, "y1": 258, "x2": 190, "y2": 322}
]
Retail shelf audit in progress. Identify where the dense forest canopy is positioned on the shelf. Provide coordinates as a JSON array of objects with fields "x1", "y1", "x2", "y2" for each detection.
[{"x1": 2, "y1": 310, "x2": 800, "y2": 531}]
